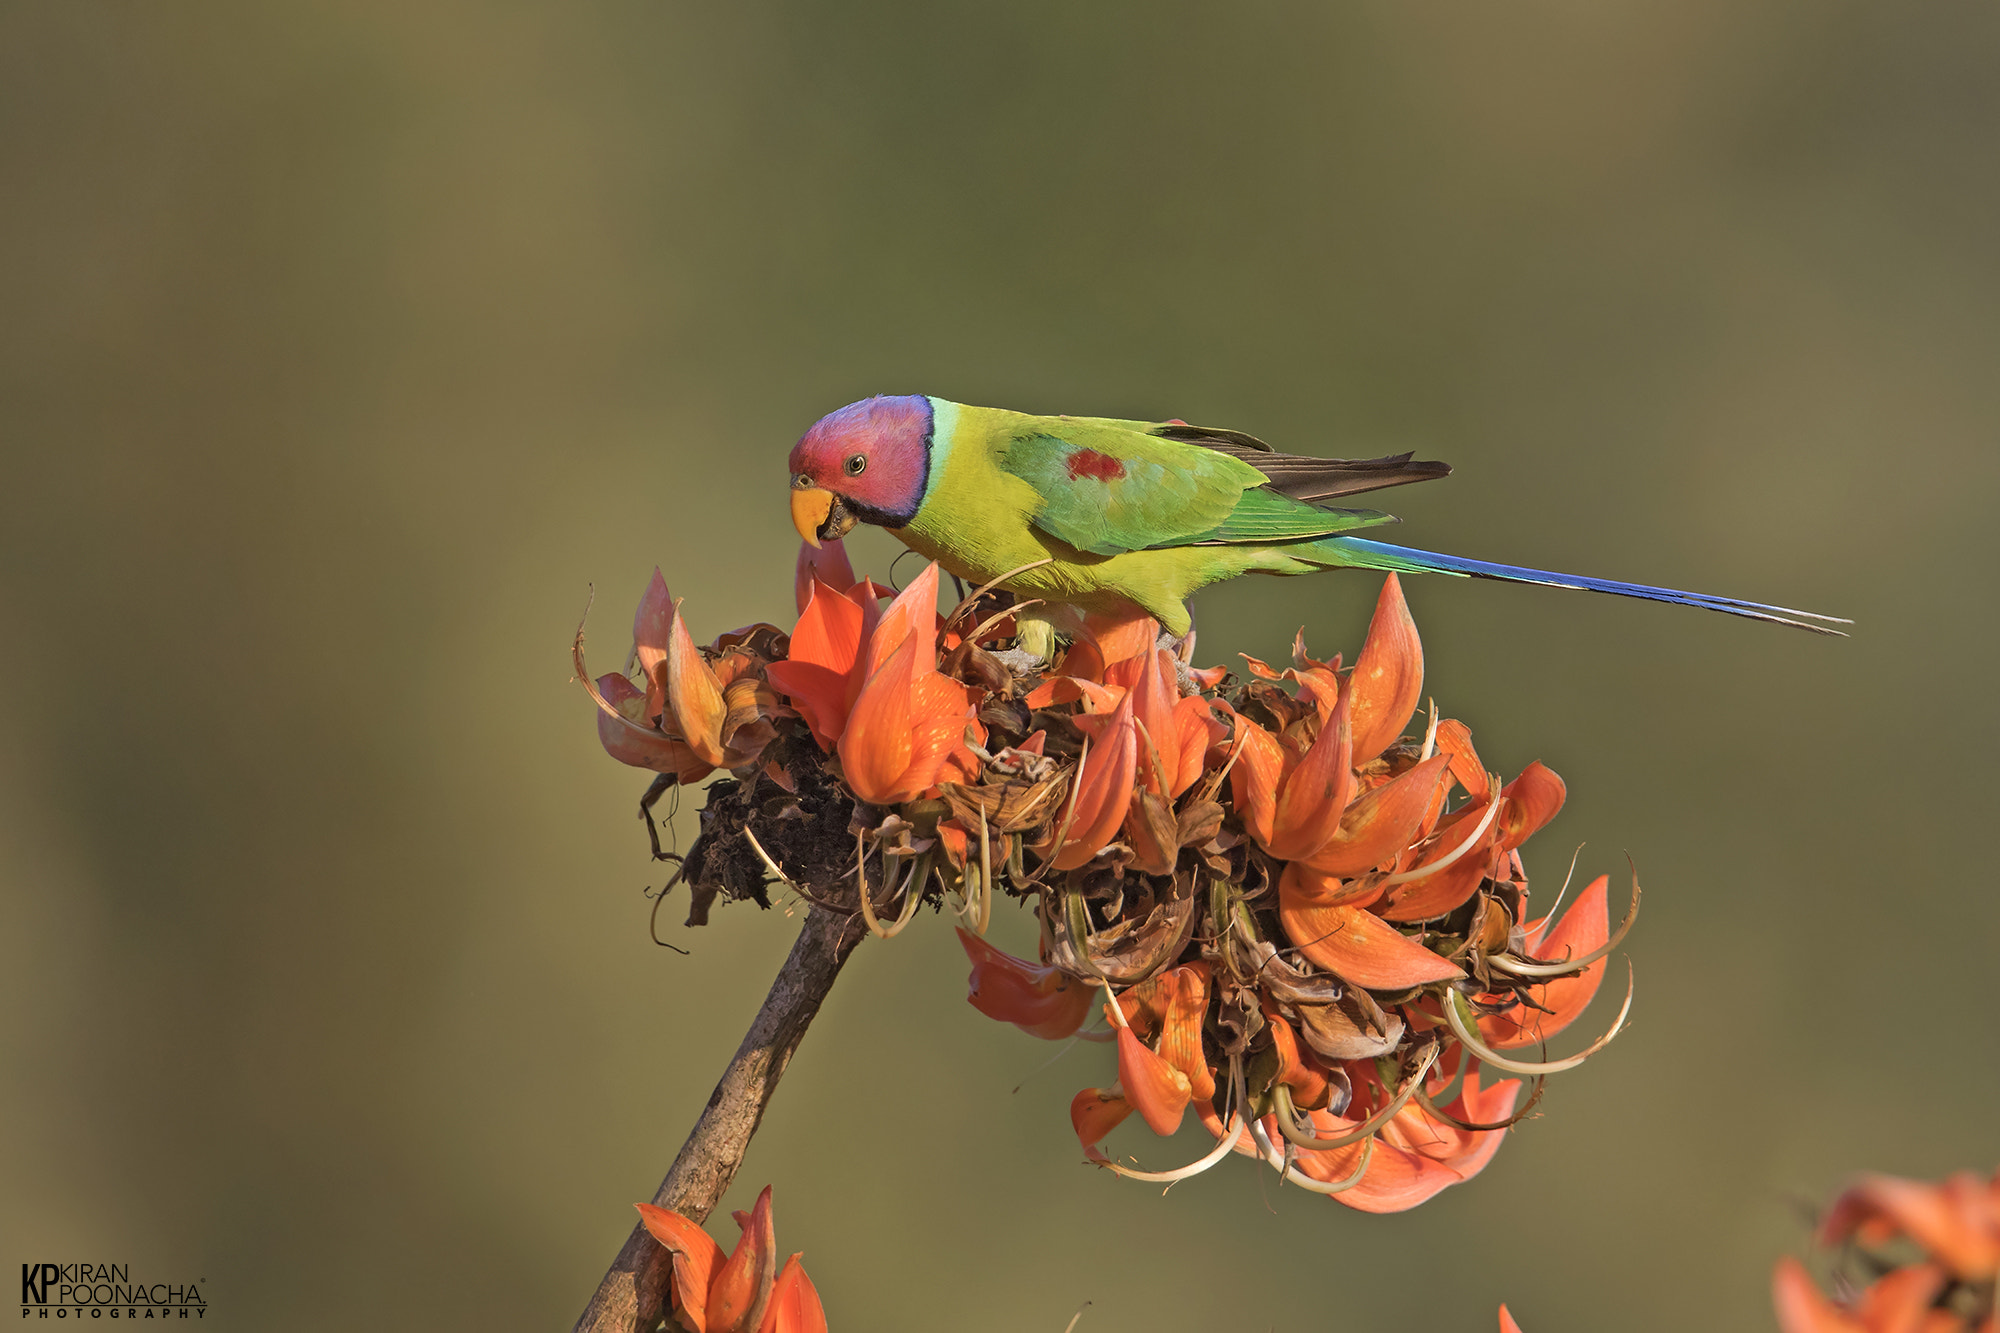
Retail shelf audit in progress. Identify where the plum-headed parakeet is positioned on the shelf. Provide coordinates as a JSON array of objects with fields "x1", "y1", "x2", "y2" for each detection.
[{"x1": 786, "y1": 395, "x2": 1844, "y2": 650}]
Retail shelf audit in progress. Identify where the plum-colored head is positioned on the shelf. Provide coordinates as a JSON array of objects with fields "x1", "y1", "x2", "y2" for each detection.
[{"x1": 788, "y1": 395, "x2": 933, "y2": 544}]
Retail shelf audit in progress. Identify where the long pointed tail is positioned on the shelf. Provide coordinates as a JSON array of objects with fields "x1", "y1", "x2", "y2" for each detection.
[{"x1": 1316, "y1": 536, "x2": 1851, "y2": 635}]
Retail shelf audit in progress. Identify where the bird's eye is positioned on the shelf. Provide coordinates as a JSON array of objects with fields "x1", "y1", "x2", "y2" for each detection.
[{"x1": 844, "y1": 454, "x2": 867, "y2": 476}]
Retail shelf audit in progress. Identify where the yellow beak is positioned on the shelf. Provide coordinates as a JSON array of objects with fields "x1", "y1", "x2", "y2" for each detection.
[{"x1": 791, "y1": 485, "x2": 835, "y2": 548}]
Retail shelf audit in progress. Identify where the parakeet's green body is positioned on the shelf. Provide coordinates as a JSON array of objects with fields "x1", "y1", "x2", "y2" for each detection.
[
  {"x1": 785, "y1": 394, "x2": 1845, "y2": 639},
  {"x1": 893, "y1": 402, "x2": 1389, "y2": 635}
]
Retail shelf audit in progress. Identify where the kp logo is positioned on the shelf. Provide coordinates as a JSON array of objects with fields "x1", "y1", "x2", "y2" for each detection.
[{"x1": 19, "y1": 1264, "x2": 206, "y2": 1319}]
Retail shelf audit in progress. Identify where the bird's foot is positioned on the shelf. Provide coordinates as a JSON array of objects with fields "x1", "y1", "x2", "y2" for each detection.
[
  {"x1": 990, "y1": 647, "x2": 1047, "y2": 677},
  {"x1": 1157, "y1": 627, "x2": 1203, "y2": 697}
]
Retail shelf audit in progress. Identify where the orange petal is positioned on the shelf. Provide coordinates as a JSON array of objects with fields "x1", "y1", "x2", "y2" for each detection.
[
  {"x1": 1153, "y1": 963, "x2": 1215, "y2": 1102},
  {"x1": 1305, "y1": 1071, "x2": 1517, "y2": 1213},
  {"x1": 1051, "y1": 690, "x2": 1138, "y2": 869},
  {"x1": 897, "y1": 672, "x2": 978, "y2": 799},
  {"x1": 636, "y1": 1202, "x2": 724, "y2": 1333},
  {"x1": 1265, "y1": 688, "x2": 1355, "y2": 862},
  {"x1": 957, "y1": 927, "x2": 1092, "y2": 1040},
  {"x1": 1070, "y1": 1088, "x2": 1132, "y2": 1162},
  {"x1": 1279, "y1": 860, "x2": 1386, "y2": 911},
  {"x1": 706, "y1": 1186, "x2": 778, "y2": 1333},
  {"x1": 1377, "y1": 795, "x2": 1502, "y2": 922},
  {"x1": 666, "y1": 602, "x2": 730, "y2": 767},
  {"x1": 1170, "y1": 696, "x2": 1224, "y2": 797},
  {"x1": 758, "y1": 1255, "x2": 826, "y2": 1333},
  {"x1": 1054, "y1": 635, "x2": 1108, "y2": 686},
  {"x1": 1482, "y1": 875, "x2": 1609, "y2": 1049},
  {"x1": 794, "y1": 539, "x2": 856, "y2": 614},
  {"x1": 1116, "y1": 1026, "x2": 1192, "y2": 1136},
  {"x1": 1264, "y1": 1009, "x2": 1331, "y2": 1109},
  {"x1": 633, "y1": 569, "x2": 675, "y2": 721},
  {"x1": 1498, "y1": 762, "x2": 1566, "y2": 852},
  {"x1": 1304, "y1": 754, "x2": 1451, "y2": 877},
  {"x1": 1433, "y1": 719, "x2": 1489, "y2": 801},
  {"x1": 764, "y1": 583, "x2": 868, "y2": 750},
  {"x1": 866, "y1": 561, "x2": 941, "y2": 677},
  {"x1": 1772, "y1": 1257, "x2": 1866, "y2": 1333},
  {"x1": 839, "y1": 634, "x2": 921, "y2": 805},
  {"x1": 1346, "y1": 574, "x2": 1424, "y2": 765},
  {"x1": 1226, "y1": 714, "x2": 1285, "y2": 850},
  {"x1": 1083, "y1": 606, "x2": 1159, "y2": 673},
  {"x1": 1129, "y1": 650, "x2": 1179, "y2": 796},
  {"x1": 1277, "y1": 901, "x2": 1465, "y2": 989}
]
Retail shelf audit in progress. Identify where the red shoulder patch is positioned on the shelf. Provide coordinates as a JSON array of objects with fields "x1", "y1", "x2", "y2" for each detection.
[{"x1": 1065, "y1": 449, "x2": 1127, "y2": 482}]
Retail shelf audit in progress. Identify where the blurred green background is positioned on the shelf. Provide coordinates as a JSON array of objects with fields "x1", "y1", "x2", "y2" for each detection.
[{"x1": 3, "y1": 3, "x2": 1995, "y2": 1330}]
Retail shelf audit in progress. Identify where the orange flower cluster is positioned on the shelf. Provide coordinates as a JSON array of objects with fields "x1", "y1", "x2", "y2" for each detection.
[
  {"x1": 582, "y1": 541, "x2": 1633, "y2": 1211},
  {"x1": 1775, "y1": 1168, "x2": 1999, "y2": 1333},
  {"x1": 636, "y1": 1186, "x2": 827, "y2": 1333}
]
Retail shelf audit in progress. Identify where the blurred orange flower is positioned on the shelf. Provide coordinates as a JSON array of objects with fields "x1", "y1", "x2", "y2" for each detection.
[{"x1": 1775, "y1": 1167, "x2": 1999, "y2": 1333}]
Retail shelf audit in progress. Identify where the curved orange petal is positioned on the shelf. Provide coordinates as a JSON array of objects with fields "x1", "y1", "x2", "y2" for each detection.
[
  {"x1": 1498, "y1": 762, "x2": 1566, "y2": 852},
  {"x1": 706, "y1": 1186, "x2": 778, "y2": 1333},
  {"x1": 1279, "y1": 860, "x2": 1387, "y2": 911},
  {"x1": 1277, "y1": 900, "x2": 1465, "y2": 989},
  {"x1": 1170, "y1": 695, "x2": 1224, "y2": 797},
  {"x1": 1070, "y1": 1087, "x2": 1132, "y2": 1162},
  {"x1": 595, "y1": 673, "x2": 714, "y2": 781},
  {"x1": 1377, "y1": 795, "x2": 1501, "y2": 922},
  {"x1": 1481, "y1": 875, "x2": 1610, "y2": 1049},
  {"x1": 1153, "y1": 964, "x2": 1215, "y2": 1102},
  {"x1": 1433, "y1": 719, "x2": 1489, "y2": 801},
  {"x1": 895, "y1": 672, "x2": 976, "y2": 800},
  {"x1": 866, "y1": 562, "x2": 941, "y2": 677},
  {"x1": 1115, "y1": 1026, "x2": 1192, "y2": 1137},
  {"x1": 758, "y1": 1255, "x2": 826, "y2": 1333},
  {"x1": 1226, "y1": 714, "x2": 1285, "y2": 850},
  {"x1": 1306, "y1": 1071, "x2": 1517, "y2": 1213},
  {"x1": 1773, "y1": 1257, "x2": 1867, "y2": 1333},
  {"x1": 1051, "y1": 690, "x2": 1138, "y2": 869},
  {"x1": 1303, "y1": 754, "x2": 1450, "y2": 877},
  {"x1": 1265, "y1": 1009, "x2": 1331, "y2": 1109},
  {"x1": 636, "y1": 1202, "x2": 724, "y2": 1333},
  {"x1": 839, "y1": 634, "x2": 920, "y2": 805},
  {"x1": 1346, "y1": 574, "x2": 1424, "y2": 765},
  {"x1": 633, "y1": 568, "x2": 675, "y2": 721},
  {"x1": 794, "y1": 538, "x2": 856, "y2": 614},
  {"x1": 666, "y1": 602, "x2": 729, "y2": 767},
  {"x1": 1084, "y1": 606, "x2": 1159, "y2": 674},
  {"x1": 1265, "y1": 688, "x2": 1355, "y2": 862},
  {"x1": 1128, "y1": 649, "x2": 1178, "y2": 797},
  {"x1": 957, "y1": 927, "x2": 1092, "y2": 1040},
  {"x1": 765, "y1": 583, "x2": 867, "y2": 750}
]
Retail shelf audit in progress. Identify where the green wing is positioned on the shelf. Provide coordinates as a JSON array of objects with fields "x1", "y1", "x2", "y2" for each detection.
[{"x1": 996, "y1": 417, "x2": 1395, "y2": 556}]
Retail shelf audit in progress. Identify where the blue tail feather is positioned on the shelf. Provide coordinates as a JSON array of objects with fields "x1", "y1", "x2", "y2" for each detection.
[{"x1": 1320, "y1": 536, "x2": 1850, "y2": 635}]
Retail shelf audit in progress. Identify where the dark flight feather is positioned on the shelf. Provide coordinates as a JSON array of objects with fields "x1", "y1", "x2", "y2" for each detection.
[{"x1": 1153, "y1": 424, "x2": 1453, "y2": 503}]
